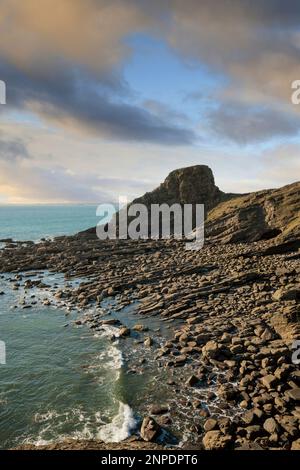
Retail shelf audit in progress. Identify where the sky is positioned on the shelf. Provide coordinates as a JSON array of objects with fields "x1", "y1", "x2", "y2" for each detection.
[{"x1": 0, "y1": 0, "x2": 299, "y2": 203}]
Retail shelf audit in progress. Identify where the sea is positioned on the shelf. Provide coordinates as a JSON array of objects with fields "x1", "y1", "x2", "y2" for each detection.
[
  {"x1": 0, "y1": 205, "x2": 180, "y2": 449},
  {"x1": 0, "y1": 204, "x2": 101, "y2": 242}
]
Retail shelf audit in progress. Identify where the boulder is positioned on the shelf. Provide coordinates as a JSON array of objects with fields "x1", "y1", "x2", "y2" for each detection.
[
  {"x1": 291, "y1": 439, "x2": 300, "y2": 450},
  {"x1": 119, "y1": 327, "x2": 130, "y2": 337},
  {"x1": 140, "y1": 416, "x2": 161, "y2": 442},
  {"x1": 202, "y1": 431, "x2": 232, "y2": 450},
  {"x1": 144, "y1": 337, "x2": 153, "y2": 347},
  {"x1": 203, "y1": 418, "x2": 218, "y2": 432},
  {"x1": 185, "y1": 375, "x2": 199, "y2": 387},
  {"x1": 261, "y1": 374, "x2": 278, "y2": 390},
  {"x1": 272, "y1": 287, "x2": 300, "y2": 302},
  {"x1": 286, "y1": 387, "x2": 300, "y2": 401},
  {"x1": 202, "y1": 340, "x2": 219, "y2": 359},
  {"x1": 133, "y1": 324, "x2": 148, "y2": 332},
  {"x1": 149, "y1": 404, "x2": 169, "y2": 415},
  {"x1": 263, "y1": 418, "x2": 279, "y2": 434}
]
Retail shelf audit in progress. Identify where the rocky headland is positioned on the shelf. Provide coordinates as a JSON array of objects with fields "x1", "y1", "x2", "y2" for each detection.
[{"x1": 1, "y1": 165, "x2": 300, "y2": 450}]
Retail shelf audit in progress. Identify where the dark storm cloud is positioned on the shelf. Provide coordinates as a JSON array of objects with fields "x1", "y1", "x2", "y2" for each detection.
[{"x1": 0, "y1": 60, "x2": 195, "y2": 145}]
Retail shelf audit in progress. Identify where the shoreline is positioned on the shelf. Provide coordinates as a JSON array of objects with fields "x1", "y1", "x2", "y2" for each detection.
[
  {"x1": 13, "y1": 436, "x2": 167, "y2": 450},
  {"x1": 0, "y1": 235, "x2": 300, "y2": 450}
]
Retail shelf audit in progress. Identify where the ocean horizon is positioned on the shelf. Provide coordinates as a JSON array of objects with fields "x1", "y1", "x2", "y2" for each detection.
[{"x1": 0, "y1": 204, "x2": 102, "y2": 242}]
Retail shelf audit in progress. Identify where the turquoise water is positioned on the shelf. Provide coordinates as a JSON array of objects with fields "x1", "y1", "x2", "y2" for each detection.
[
  {"x1": 0, "y1": 271, "x2": 178, "y2": 449},
  {"x1": 0, "y1": 273, "x2": 139, "y2": 448},
  {"x1": 0, "y1": 204, "x2": 99, "y2": 241},
  {"x1": 0, "y1": 205, "x2": 184, "y2": 449},
  {"x1": 0, "y1": 206, "x2": 139, "y2": 449}
]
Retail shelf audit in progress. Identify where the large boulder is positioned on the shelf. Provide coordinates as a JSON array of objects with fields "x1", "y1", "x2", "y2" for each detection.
[
  {"x1": 270, "y1": 305, "x2": 300, "y2": 344},
  {"x1": 140, "y1": 416, "x2": 161, "y2": 442}
]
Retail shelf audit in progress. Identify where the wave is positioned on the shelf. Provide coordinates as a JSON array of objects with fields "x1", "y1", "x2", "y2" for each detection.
[{"x1": 97, "y1": 401, "x2": 137, "y2": 443}]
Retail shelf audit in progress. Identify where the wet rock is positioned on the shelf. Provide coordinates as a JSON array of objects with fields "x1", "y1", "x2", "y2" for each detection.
[
  {"x1": 157, "y1": 415, "x2": 172, "y2": 426},
  {"x1": 107, "y1": 287, "x2": 115, "y2": 296},
  {"x1": 119, "y1": 327, "x2": 130, "y2": 337},
  {"x1": 167, "y1": 379, "x2": 176, "y2": 386},
  {"x1": 185, "y1": 375, "x2": 199, "y2": 387},
  {"x1": 217, "y1": 383, "x2": 238, "y2": 401},
  {"x1": 133, "y1": 324, "x2": 148, "y2": 332},
  {"x1": 101, "y1": 319, "x2": 120, "y2": 325},
  {"x1": 149, "y1": 404, "x2": 169, "y2": 415},
  {"x1": 218, "y1": 417, "x2": 234, "y2": 435},
  {"x1": 241, "y1": 410, "x2": 256, "y2": 426},
  {"x1": 144, "y1": 337, "x2": 153, "y2": 347},
  {"x1": 140, "y1": 416, "x2": 161, "y2": 442},
  {"x1": 173, "y1": 354, "x2": 187, "y2": 366},
  {"x1": 202, "y1": 431, "x2": 232, "y2": 450},
  {"x1": 203, "y1": 418, "x2": 218, "y2": 432}
]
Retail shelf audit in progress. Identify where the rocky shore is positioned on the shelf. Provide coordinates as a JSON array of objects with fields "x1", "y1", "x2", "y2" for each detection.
[
  {"x1": 0, "y1": 233, "x2": 299, "y2": 450},
  {"x1": 14, "y1": 436, "x2": 166, "y2": 450},
  {"x1": 1, "y1": 166, "x2": 299, "y2": 450}
]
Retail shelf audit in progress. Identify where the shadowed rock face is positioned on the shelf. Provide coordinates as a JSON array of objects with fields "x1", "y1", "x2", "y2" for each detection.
[
  {"x1": 80, "y1": 165, "x2": 230, "y2": 237},
  {"x1": 205, "y1": 181, "x2": 300, "y2": 243},
  {"x1": 132, "y1": 165, "x2": 226, "y2": 213},
  {"x1": 80, "y1": 165, "x2": 299, "y2": 244}
]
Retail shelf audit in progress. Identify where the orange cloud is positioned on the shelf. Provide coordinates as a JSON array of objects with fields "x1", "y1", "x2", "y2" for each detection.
[{"x1": 0, "y1": 0, "x2": 150, "y2": 73}]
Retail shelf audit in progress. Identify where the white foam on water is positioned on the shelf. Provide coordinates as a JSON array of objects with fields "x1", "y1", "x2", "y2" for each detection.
[
  {"x1": 104, "y1": 344, "x2": 124, "y2": 370},
  {"x1": 97, "y1": 401, "x2": 137, "y2": 443},
  {"x1": 100, "y1": 324, "x2": 122, "y2": 339},
  {"x1": 34, "y1": 410, "x2": 60, "y2": 423}
]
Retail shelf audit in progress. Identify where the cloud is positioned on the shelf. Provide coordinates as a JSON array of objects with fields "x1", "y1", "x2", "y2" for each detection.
[
  {"x1": 1, "y1": 0, "x2": 300, "y2": 204},
  {"x1": 143, "y1": 99, "x2": 189, "y2": 125},
  {"x1": 0, "y1": 0, "x2": 151, "y2": 72},
  {"x1": 2, "y1": 0, "x2": 300, "y2": 145},
  {"x1": 165, "y1": 0, "x2": 300, "y2": 108},
  {"x1": 0, "y1": 0, "x2": 197, "y2": 145},
  {"x1": 0, "y1": 58, "x2": 196, "y2": 145},
  {"x1": 206, "y1": 102, "x2": 300, "y2": 144},
  {"x1": 0, "y1": 126, "x2": 159, "y2": 203},
  {"x1": 0, "y1": 160, "x2": 108, "y2": 203},
  {"x1": 0, "y1": 135, "x2": 29, "y2": 161},
  {"x1": 260, "y1": 142, "x2": 300, "y2": 186}
]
